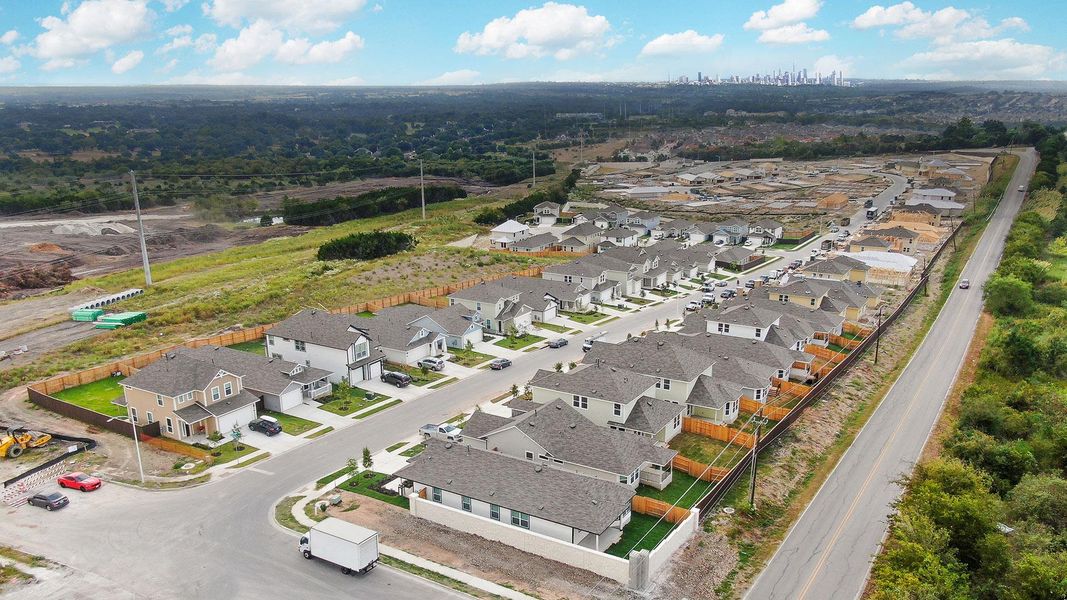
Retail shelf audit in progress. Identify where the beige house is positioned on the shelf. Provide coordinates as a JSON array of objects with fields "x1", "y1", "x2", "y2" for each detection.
[{"x1": 121, "y1": 352, "x2": 259, "y2": 443}]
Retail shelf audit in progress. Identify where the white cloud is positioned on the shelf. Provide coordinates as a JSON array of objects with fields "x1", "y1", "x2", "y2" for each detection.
[
  {"x1": 813, "y1": 54, "x2": 852, "y2": 76},
  {"x1": 194, "y1": 33, "x2": 217, "y2": 52},
  {"x1": 744, "y1": 0, "x2": 821, "y2": 30},
  {"x1": 161, "y1": 0, "x2": 189, "y2": 11},
  {"x1": 455, "y1": 2, "x2": 613, "y2": 61},
  {"x1": 208, "y1": 19, "x2": 283, "y2": 70},
  {"x1": 852, "y1": 2, "x2": 923, "y2": 28},
  {"x1": 757, "y1": 23, "x2": 829, "y2": 44},
  {"x1": 33, "y1": 0, "x2": 153, "y2": 69},
  {"x1": 423, "y1": 69, "x2": 480, "y2": 85},
  {"x1": 160, "y1": 57, "x2": 178, "y2": 72},
  {"x1": 111, "y1": 49, "x2": 143, "y2": 73},
  {"x1": 202, "y1": 0, "x2": 367, "y2": 34},
  {"x1": 639, "y1": 30, "x2": 723, "y2": 57},
  {"x1": 165, "y1": 24, "x2": 192, "y2": 36},
  {"x1": 853, "y1": 3, "x2": 1028, "y2": 45},
  {"x1": 326, "y1": 75, "x2": 365, "y2": 85},
  {"x1": 0, "y1": 56, "x2": 19, "y2": 73},
  {"x1": 370, "y1": 3, "x2": 382, "y2": 13},
  {"x1": 158, "y1": 35, "x2": 191, "y2": 53},
  {"x1": 275, "y1": 31, "x2": 363, "y2": 64},
  {"x1": 0, "y1": 30, "x2": 19, "y2": 45},
  {"x1": 903, "y1": 38, "x2": 1065, "y2": 79}
]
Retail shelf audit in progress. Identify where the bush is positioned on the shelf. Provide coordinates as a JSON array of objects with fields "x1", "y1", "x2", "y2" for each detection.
[
  {"x1": 983, "y1": 275, "x2": 1034, "y2": 316},
  {"x1": 317, "y1": 231, "x2": 417, "y2": 261}
]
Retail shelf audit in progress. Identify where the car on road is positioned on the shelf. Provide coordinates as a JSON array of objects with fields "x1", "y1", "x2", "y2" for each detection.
[
  {"x1": 829, "y1": 226, "x2": 839, "y2": 233},
  {"x1": 28, "y1": 491, "x2": 68, "y2": 511},
  {"x1": 1018, "y1": 185, "x2": 1026, "y2": 193},
  {"x1": 249, "y1": 415, "x2": 283, "y2": 436},
  {"x1": 489, "y1": 358, "x2": 512, "y2": 370},
  {"x1": 958, "y1": 278, "x2": 970, "y2": 289},
  {"x1": 720, "y1": 289, "x2": 736, "y2": 299},
  {"x1": 380, "y1": 371, "x2": 413, "y2": 387},
  {"x1": 744, "y1": 280, "x2": 757, "y2": 289},
  {"x1": 416, "y1": 357, "x2": 446, "y2": 371},
  {"x1": 547, "y1": 338, "x2": 568, "y2": 348},
  {"x1": 685, "y1": 301, "x2": 701, "y2": 312},
  {"x1": 789, "y1": 259, "x2": 803, "y2": 269},
  {"x1": 715, "y1": 280, "x2": 729, "y2": 287},
  {"x1": 57, "y1": 472, "x2": 102, "y2": 492}
]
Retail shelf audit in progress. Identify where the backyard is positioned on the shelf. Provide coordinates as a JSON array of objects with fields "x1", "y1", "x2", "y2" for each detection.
[
  {"x1": 669, "y1": 432, "x2": 739, "y2": 468},
  {"x1": 316, "y1": 386, "x2": 391, "y2": 416},
  {"x1": 606, "y1": 513, "x2": 677, "y2": 558},
  {"x1": 263, "y1": 410, "x2": 321, "y2": 436},
  {"x1": 52, "y1": 376, "x2": 127, "y2": 417},
  {"x1": 492, "y1": 333, "x2": 545, "y2": 350},
  {"x1": 636, "y1": 471, "x2": 712, "y2": 509},
  {"x1": 340, "y1": 470, "x2": 409, "y2": 509},
  {"x1": 226, "y1": 339, "x2": 265, "y2": 354},
  {"x1": 447, "y1": 347, "x2": 495, "y2": 368}
]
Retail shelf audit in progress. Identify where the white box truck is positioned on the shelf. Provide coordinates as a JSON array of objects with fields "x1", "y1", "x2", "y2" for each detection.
[{"x1": 299, "y1": 517, "x2": 380, "y2": 575}]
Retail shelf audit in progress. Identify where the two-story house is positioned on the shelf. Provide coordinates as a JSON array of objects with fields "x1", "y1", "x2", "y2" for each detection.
[
  {"x1": 121, "y1": 351, "x2": 260, "y2": 442},
  {"x1": 183, "y1": 345, "x2": 332, "y2": 412},
  {"x1": 625, "y1": 211, "x2": 661, "y2": 236},
  {"x1": 767, "y1": 278, "x2": 882, "y2": 322},
  {"x1": 266, "y1": 309, "x2": 385, "y2": 384},
  {"x1": 557, "y1": 222, "x2": 605, "y2": 253},
  {"x1": 533, "y1": 201, "x2": 561, "y2": 225},
  {"x1": 712, "y1": 218, "x2": 750, "y2": 246},
  {"x1": 359, "y1": 306, "x2": 448, "y2": 364},
  {"x1": 798, "y1": 255, "x2": 870, "y2": 283},
  {"x1": 489, "y1": 219, "x2": 532, "y2": 249},
  {"x1": 750, "y1": 219, "x2": 785, "y2": 246},
  {"x1": 497, "y1": 275, "x2": 593, "y2": 315},
  {"x1": 448, "y1": 282, "x2": 533, "y2": 335},
  {"x1": 601, "y1": 227, "x2": 639, "y2": 247},
  {"x1": 541, "y1": 260, "x2": 619, "y2": 303}
]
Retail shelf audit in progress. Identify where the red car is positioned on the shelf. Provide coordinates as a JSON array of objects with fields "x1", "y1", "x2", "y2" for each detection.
[{"x1": 57, "y1": 472, "x2": 102, "y2": 492}]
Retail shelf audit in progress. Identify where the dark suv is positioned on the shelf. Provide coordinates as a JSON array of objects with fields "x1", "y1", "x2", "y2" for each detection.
[
  {"x1": 380, "y1": 371, "x2": 413, "y2": 387},
  {"x1": 249, "y1": 417, "x2": 283, "y2": 436}
]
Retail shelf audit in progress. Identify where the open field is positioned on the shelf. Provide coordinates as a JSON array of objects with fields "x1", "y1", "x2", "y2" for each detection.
[{"x1": 0, "y1": 198, "x2": 566, "y2": 388}]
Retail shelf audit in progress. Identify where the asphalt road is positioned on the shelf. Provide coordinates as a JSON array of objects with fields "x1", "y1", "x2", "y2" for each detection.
[
  {"x1": 745, "y1": 149, "x2": 1036, "y2": 600},
  {"x1": 0, "y1": 169, "x2": 908, "y2": 600}
]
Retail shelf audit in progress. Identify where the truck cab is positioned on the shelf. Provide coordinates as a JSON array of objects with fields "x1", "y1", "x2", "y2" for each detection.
[
  {"x1": 420, "y1": 423, "x2": 463, "y2": 442},
  {"x1": 866, "y1": 208, "x2": 878, "y2": 220}
]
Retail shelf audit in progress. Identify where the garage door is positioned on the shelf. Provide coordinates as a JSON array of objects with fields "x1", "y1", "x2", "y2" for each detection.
[{"x1": 215, "y1": 404, "x2": 257, "y2": 437}]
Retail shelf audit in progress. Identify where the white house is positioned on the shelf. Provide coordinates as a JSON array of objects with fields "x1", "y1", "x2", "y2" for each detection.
[
  {"x1": 266, "y1": 309, "x2": 385, "y2": 384},
  {"x1": 602, "y1": 227, "x2": 639, "y2": 247},
  {"x1": 448, "y1": 282, "x2": 533, "y2": 335},
  {"x1": 490, "y1": 220, "x2": 532, "y2": 249},
  {"x1": 542, "y1": 260, "x2": 621, "y2": 302},
  {"x1": 533, "y1": 201, "x2": 561, "y2": 225}
]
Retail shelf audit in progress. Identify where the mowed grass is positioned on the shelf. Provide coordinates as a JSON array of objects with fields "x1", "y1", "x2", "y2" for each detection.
[
  {"x1": 606, "y1": 513, "x2": 677, "y2": 557},
  {"x1": 533, "y1": 321, "x2": 571, "y2": 334},
  {"x1": 385, "y1": 362, "x2": 445, "y2": 386},
  {"x1": 226, "y1": 339, "x2": 265, "y2": 354},
  {"x1": 317, "y1": 386, "x2": 389, "y2": 416},
  {"x1": 340, "y1": 471, "x2": 409, "y2": 509},
  {"x1": 636, "y1": 471, "x2": 712, "y2": 509},
  {"x1": 559, "y1": 310, "x2": 607, "y2": 324},
  {"x1": 493, "y1": 333, "x2": 545, "y2": 350},
  {"x1": 3, "y1": 197, "x2": 567, "y2": 388},
  {"x1": 669, "y1": 432, "x2": 739, "y2": 468},
  {"x1": 263, "y1": 410, "x2": 321, "y2": 436},
  {"x1": 52, "y1": 376, "x2": 127, "y2": 417},
  {"x1": 447, "y1": 347, "x2": 495, "y2": 367}
]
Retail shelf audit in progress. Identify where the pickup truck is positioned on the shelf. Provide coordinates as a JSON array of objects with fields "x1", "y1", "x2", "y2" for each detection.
[{"x1": 420, "y1": 423, "x2": 463, "y2": 442}]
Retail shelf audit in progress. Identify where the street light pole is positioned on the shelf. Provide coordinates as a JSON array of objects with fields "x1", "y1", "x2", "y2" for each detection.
[
  {"x1": 129, "y1": 170, "x2": 152, "y2": 287},
  {"x1": 419, "y1": 159, "x2": 426, "y2": 221},
  {"x1": 873, "y1": 307, "x2": 884, "y2": 366},
  {"x1": 110, "y1": 408, "x2": 145, "y2": 484},
  {"x1": 749, "y1": 418, "x2": 763, "y2": 510}
]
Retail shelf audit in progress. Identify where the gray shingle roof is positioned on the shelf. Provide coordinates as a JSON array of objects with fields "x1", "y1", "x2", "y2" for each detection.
[
  {"x1": 510, "y1": 233, "x2": 559, "y2": 250},
  {"x1": 558, "y1": 237, "x2": 589, "y2": 248},
  {"x1": 688, "y1": 375, "x2": 744, "y2": 409},
  {"x1": 504, "y1": 398, "x2": 541, "y2": 415},
  {"x1": 582, "y1": 336, "x2": 715, "y2": 382},
  {"x1": 563, "y1": 222, "x2": 604, "y2": 237},
  {"x1": 852, "y1": 236, "x2": 892, "y2": 248},
  {"x1": 870, "y1": 226, "x2": 919, "y2": 239},
  {"x1": 449, "y1": 282, "x2": 521, "y2": 304},
  {"x1": 497, "y1": 275, "x2": 589, "y2": 304},
  {"x1": 123, "y1": 352, "x2": 233, "y2": 397},
  {"x1": 396, "y1": 440, "x2": 634, "y2": 534},
  {"x1": 603, "y1": 227, "x2": 638, "y2": 238},
  {"x1": 613, "y1": 396, "x2": 685, "y2": 435},
  {"x1": 202, "y1": 390, "x2": 259, "y2": 416},
  {"x1": 266, "y1": 309, "x2": 368, "y2": 351},
  {"x1": 460, "y1": 411, "x2": 515, "y2": 439},
  {"x1": 544, "y1": 260, "x2": 607, "y2": 279},
  {"x1": 360, "y1": 307, "x2": 443, "y2": 352},
  {"x1": 423, "y1": 304, "x2": 480, "y2": 336},
  {"x1": 174, "y1": 403, "x2": 213, "y2": 423},
  {"x1": 716, "y1": 246, "x2": 758, "y2": 265},
  {"x1": 182, "y1": 346, "x2": 330, "y2": 396},
  {"x1": 530, "y1": 364, "x2": 655, "y2": 404},
  {"x1": 801, "y1": 255, "x2": 870, "y2": 275},
  {"x1": 704, "y1": 302, "x2": 782, "y2": 329}
]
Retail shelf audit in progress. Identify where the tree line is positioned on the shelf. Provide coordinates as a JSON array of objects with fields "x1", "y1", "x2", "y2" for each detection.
[
  {"x1": 316, "y1": 231, "x2": 417, "y2": 261},
  {"x1": 474, "y1": 169, "x2": 580, "y2": 225},
  {"x1": 282, "y1": 185, "x2": 467, "y2": 226}
]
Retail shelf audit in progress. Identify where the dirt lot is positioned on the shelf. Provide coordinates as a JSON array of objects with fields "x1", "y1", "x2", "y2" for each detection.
[{"x1": 328, "y1": 491, "x2": 634, "y2": 600}]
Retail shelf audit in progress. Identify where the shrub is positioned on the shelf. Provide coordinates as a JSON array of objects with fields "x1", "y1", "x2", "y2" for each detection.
[
  {"x1": 983, "y1": 275, "x2": 1034, "y2": 316},
  {"x1": 317, "y1": 231, "x2": 417, "y2": 261}
]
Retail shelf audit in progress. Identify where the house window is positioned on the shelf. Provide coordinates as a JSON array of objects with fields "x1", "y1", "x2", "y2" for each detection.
[
  {"x1": 717, "y1": 323, "x2": 730, "y2": 334},
  {"x1": 130, "y1": 407, "x2": 138, "y2": 423},
  {"x1": 630, "y1": 470, "x2": 638, "y2": 484},
  {"x1": 146, "y1": 411, "x2": 154, "y2": 424},
  {"x1": 755, "y1": 388, "x2": 764, "y2": 401},
  {"x1": 353, "y1": 342, "x2": 369, "y2": 361},
  {"x1": 572, "y1": 395, "x2": 588, "y2": 409},
  {"x1": 156, "y1": 394, "x2": 164, "y2": 407},
  {"x1": 613, "y1": 403, "x2": 622, "y2": 417},
  {"x1": 294, "y1": 340, "x2": 306, "y2": 352},
  {"x1": 619, "y1": 475, "x2": 627, "y2": 483},
  {"x1": 755, "y1": 328, "x2": 762, "y2": 338},
  {"x1": 165, "y1": 417, "x2": 173, "y2": 434},
  {"x1": 431, "y1": 487, "x2": 442, "y2": 503},
  {"x1": 490, "y1": 504, "x2": 500, "y2": 520},
  {"x1": 267, "y1": 336, "x2": 274, "y2": 346},
  {"x1": 674, "y1": 414, "x2": 681, "y2": 429},
  {"x1": 564, "y1": 275, "x2": 572, "y2": 283},
  {"x1": 525, "y1": 451, "x2": 534, "y2": 460},
  {"x1": 461, "y1": 496, "x2": 472, "y2": 512},
  {"x1": 224, "y1": 382, "x2": 233, "y2": 397},
  {"x1": 810, "y1": 298, "x2": 817, "y2": 307},
  {"x1": 661, "y1": 378, "x2": 671, "y2": 390},
  {"x1": 777, "y1": 369, "x2": 786, "y2": 379},
  {"x1": 778, "y1": 294, "x2": 789, "y2": 302},
  {"x1": 511, "y1": 510, "x2": 530, "y2": 529},
  {"x1": 211, "y1": 386, "x2": 220, "y2": 401}
]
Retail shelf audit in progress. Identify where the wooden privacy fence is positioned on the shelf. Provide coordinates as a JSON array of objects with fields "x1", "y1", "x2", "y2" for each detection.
[
  {"x1": 739, "y1": 397, "x2": 791, "y2": 420},
  {"x1": 26, "y1": 387, "x2": 161, "y2": 439},
  {"x1": 843, "y1": 322, "x2": 873, "y2": 338},
  {"x1": 772, "y1": 378, "x2": 813, "y2": 398},
  {"x1": 804, "y1": 344, "x2": 848, "y2": 363},
  {"x1": 682, "y1": 417, "x2": 755, "y2": 448},
  {"x1": 671, "y1": 455, "x2": 730, "y2": 483},
  {"x1": 632, "y1": 496, "x2": 691, "y2": 524}
]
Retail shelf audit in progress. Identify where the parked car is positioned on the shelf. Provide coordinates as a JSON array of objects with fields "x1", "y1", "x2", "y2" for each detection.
[
  {"x1": 744, "y1": 280, "x2": 756, "y2": 289},
  {"x1": 547, "y1": 338, "x2": 568, "y2": 349},
  {"x1": 28, "y1": 491, "x2": 68, "y2": 511},
  {"x1": 701, "y1": 283, "x2": 715, "y2": 292},
  {"x1": 715, "y1": 280, "x2": 729, "y2": 287},
  {"x1": 420, "y1": 423, "x2": 463, "y2": 442},
  {"x1": 685, "y1": 301, "x2": 701, "y2": 312},
  {"x1": 713, "y1": 240, "x2": 726, "y2": 247},
  {"x1": 959, "y1": 278, "x2": 970, "y2": 289},
  {"x1": 720, "y1": 289, "x2": 736, "y2": 299},
  {"x1": 829, "y1": 226, "x2": 839, "y2": 233},
  {"x1": 249, "y1": 415, "x2": 283, "y2": 436},
  {"x1": 380, "y1": 371, "x2": 413, "y2": 387},
  {"x1": 57, "y1": 472, "x2": 102, "y2": 492},
  {"x1": 489, "y1": 358, "x2": 512, "y2": 370},
  {"x1": 417, "y1": 357, "x2": 446, "y2": 371},
  {"x1": 1018, "y1": 185, "x2": 1026, "y2": 193},
  {"x1": 790, "y1": 259, "x2": 803, "y2": 269},
  {"x1": 702, "y1": 292, "x2": 717, "y2": 303}
]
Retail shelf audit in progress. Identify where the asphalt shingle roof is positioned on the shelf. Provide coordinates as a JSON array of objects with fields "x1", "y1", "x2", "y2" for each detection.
[
  {"x1": 530, "y1": 364, "x2": 655, "y2": 405},
  {"x1": 123, "y1": 353, "x2": 232, "y2": 397},
  {"x1": 613, "y1": 396, "x2": 685, "y2": 435},
  {"x1": 582, "y1": 336, "x2": 715, "y2": 382},
  {"x1": 182, "y1": 346, "x2": 330, "y2": 396},
  {"x1": 266, "y1": 309, "x2": 368, "y2": 351}
]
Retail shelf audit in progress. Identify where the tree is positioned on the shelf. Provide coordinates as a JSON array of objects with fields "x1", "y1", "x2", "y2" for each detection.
[
  {"x1": 229, "y1": 423, "x2": 244, "y2": 451},
  {"x1": 554, "y1": 362, "x2": 563, "y2": 372},
  {"x1": 259, "y1": 214, "x2": 272, "y2": 227},
  {"x1": 346, "y1": 456, "x2": 360, "y2": 478},
  {"x1": 994, "y1": 328, "x2": 1043, "y2": 377},
  {"x1": 983, "y1": 275, "x2": 1034, "y2": 316},
  {"x1": 317, "y1": 231, "x2": 417, "y2": 261},
  {"x1": 510, "y1": 383, "x2": 519, "y2": 398},
  {"x1": 465, "y1": 339, "x2": 474, "y2": 352},
  {"x1": 1007, "y1": 474, "x2": 1067, "y2": 533},
  {"x1": 361, "y1": 446, "x2": 373, "y2": 475}
]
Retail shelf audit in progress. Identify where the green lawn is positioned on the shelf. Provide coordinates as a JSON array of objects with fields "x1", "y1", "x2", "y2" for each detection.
[
  {"x1": 706, "y1": 273, "x2": 730, "y2": 280},
  {"x1": 316, "y1": 464, "x2": 358, "y2": 488},
  {"x1": 826, "y1": 343, "x2": 851, "y2": 354},
  {"x1": 841, "y1": 331, "x2": 864, "y2": 341},
  {"x1": 386, "y1": 441, "x2": 407, "y2": 452},
  {"x1": 317, "y1": 387, "x2": 390, "y2": 416},
  {"x1": 400, "y1": 443, "x2": 426, "y2": 457},
  {"x1": 209, "y1": 441, "x2": 258, "y2": 466},
  {"x1": 226, "y1": 339, "x2": 265, "y2": 354},
  {"x1": 606, "y1": 513, "x2": 677, "y2": 557},
  {"x1": 447, "y1": 347, "x2": 495, "y2": 367},
  {"x1": 426, "y1": 377, "x2": 457, "y2": 389},
  {"x1": 636, "y1": 471, "x2": 711, "y2": 509},
  {"x1": 263, "y1": 410, "x2": 321, "y2": 436},
  {"x1": 534, "y1": 321, "x2": 572, "y2": 334},
  {"x1": 669, "y1": 432, "x2": 737, "y2": 468},
  {"x1": 355, "y1": 310, "x2": 375, "y2": 317},
  {"x1": 559, "y1": 310, "x2": 607, "y2": 324},
  {"x1": 340, "y1": 470, "x2": 409, "y2": 509},
  {"x1": 306, "y1": 426, "x2": 333, "y2": 439},
  {"x1": 649, "y1": 288, "x2": 679, "y2": 297},
  {"x1": 53, "y1": 376, "x2": 127, "y2": 417},
  {"x1": 493, "y1": 333, "x2": 545, "y2": 350},
  {"x1": 625, "y1": 296, "x2": 652, "y2": 305},
  {"x1": 353, "y1": 399, "x2": 402, "y2": 419},
  {"x1": 386, "y1": 362, "x2": 446, "y2": 386}
]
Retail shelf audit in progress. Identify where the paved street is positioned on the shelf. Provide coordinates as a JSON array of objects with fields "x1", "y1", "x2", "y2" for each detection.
[
  {"x1": 745, "y1": 149, "x2": 1036, "y2": 600},
  {"x1": 0, "y1": 168, "x2": 911, "y2": 600}
]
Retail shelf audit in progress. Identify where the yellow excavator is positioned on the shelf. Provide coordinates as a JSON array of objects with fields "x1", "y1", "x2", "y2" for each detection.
[{"x1": 0, "y1": 426, "x2": 52, "y2": 458}]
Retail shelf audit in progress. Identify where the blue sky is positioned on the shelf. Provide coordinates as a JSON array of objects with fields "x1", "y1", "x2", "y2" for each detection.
[{"x1": 0, "y1": 0, "x2": 1063, "y2": 85}]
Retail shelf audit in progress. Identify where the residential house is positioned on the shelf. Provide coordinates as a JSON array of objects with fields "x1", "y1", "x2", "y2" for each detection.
[
  {"x1": 509, "y1": 233, "x2": 559, "y2": 253},
  {"x1": 533, "y1": 201, "x2": 561, "y2": 225},
  {"x1": 542, "y1": 260, "x2": 621, "y2": 302},
  {"x1": 498, "y1": 275, "x2": 593, "y2": 314},
  {"x1": 798, "y1": 254, "x2": 870, "y2": 282},
  {"x1": 558, "y1": 222, "x2": 604, "y2": 252},
  {"x1": 816, "y1": 193, "x2": 849, "y2": 210},
  {"x1": 849, "y1": 236, "x2": 896, "y2": 253},
  {"x1": 688, "y1": 222, "x2": 719, "y2": 245},
  {"x1": 573, "y1": 254, "x2": 642, "y2": 297},
  {"x1": 489, "y1": 220, "x2": 532, "y2": 249},
  {"x1": 624, "y1": 211, "x2": 661, "y2": 236},
  {"x1": 529, "y1": 364, "x2": 685, "y2": 442},
  {"x1": 767, "y1": 278, "x2": 882, "y2": 322},
  {"x1": 893, "y1": 204, "x2": 945, "y2": 227},
  {"x1": 699, "y1": 298, "x2": 844, "y2": 353},
  {"x1": 407, "y1": 304, "x2": 484, "y2": 350},
  {"x1": 461, "y1": 399, "x2": 677, "y2": 490},
  {"x1": 266, "y1": 309, "x2": 385, "y2": 384},
  {"x1": 750, "y1": 219, "x2": 785, "y2": 246},
  {"x1": 448, "y1": 282, "x2": 533, "y2": 335},
  {"x1": 904, "y1": 196, "x2": 965, "y2": 217},
  {"x1": 360, "y1": 305, "x2": 450, "y2": 363},
  {"x1": 120, "y1": 351, "x2": 260, "y2": 442},
  {"x1": 183, "y1": 345, "x2": 331, "y2": 412},
  {"x1": 652, "y1": 219, "x2": 697, "y2": 240},
  {"x1": 866, "y1": 225, "x2": 920, "y2": 254},
  {"x1": 396, "y1": 440, "x2": 635, "y2": 552},
  {"x1": 601, "y1": 246, "x2": 667, "y2": 290},
  {"x1": 910, "y1": 188, "x2": 957, "y2": 203},
  {"x1": 715, "y1": 246, "x2": 763, "y2": 272},
  {"x1": 601, "y1": 227, "x2": 639, "y2": 247},
  {"x1": 711, "y1": 218, "x2": 749, "y2": 246}
]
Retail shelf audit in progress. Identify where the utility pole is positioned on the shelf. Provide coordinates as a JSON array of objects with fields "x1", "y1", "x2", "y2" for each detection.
[
  {"x1": 129, "y1": 170, "x2": 152, "y2": 286},
  {"x1": 532, "y1": 148, "x2": 536, "y2": 188},
  {"x1": 419, "y1": 159, "x2": 426, "y2": 220},
  {"x1": 873, "y1": 307, "x2": 884, "y2": 365},
  {"x1": 749, "y1": 418, "x2": 763, "y2": 510}
]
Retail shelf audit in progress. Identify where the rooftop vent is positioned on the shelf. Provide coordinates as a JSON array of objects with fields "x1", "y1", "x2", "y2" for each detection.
[
  {"x1": 569, "y1": 423, "x2": 576, "y2": 429},
  {"x1": 534, "y1": 465, "x2": 543, "y2": 473}
]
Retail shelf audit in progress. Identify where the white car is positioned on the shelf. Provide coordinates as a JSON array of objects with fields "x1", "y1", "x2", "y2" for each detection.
[
  {"x1": 417, "y1": 357, "x2": 446, "y2": 371},
  {"x1": 685, "y1": 301, "x2": 702, "y2": 312}
]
